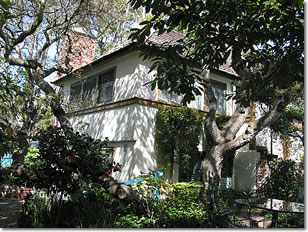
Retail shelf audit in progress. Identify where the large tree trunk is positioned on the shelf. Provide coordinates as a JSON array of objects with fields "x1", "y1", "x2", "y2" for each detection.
[
  {"x1": 202, "y1": 145, "x2": 224, "y2": 189},
  {"x1": 200, "y1": 67, "x2": 302, "y2": 195}
]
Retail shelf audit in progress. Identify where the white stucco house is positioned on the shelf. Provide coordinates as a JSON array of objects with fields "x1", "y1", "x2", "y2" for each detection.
[{"x1": 53, "y1": 30, "x2": 303, "y2": 190}]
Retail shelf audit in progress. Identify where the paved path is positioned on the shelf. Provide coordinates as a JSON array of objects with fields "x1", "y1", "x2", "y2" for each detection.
[{"x1": 0, "y1": 198, "x2": 23, "y2": 228}]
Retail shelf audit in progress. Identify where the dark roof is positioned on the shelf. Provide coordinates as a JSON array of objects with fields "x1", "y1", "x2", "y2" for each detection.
[
  {"x1": 53, "y1": 31, "x2": 237, "y2": 84},
  {"x1": 146, "y1": 30, "x2": 185, "y2": 45},
  {"x1": 146, "y1": 31, "x2": 238, "y2": 77}
]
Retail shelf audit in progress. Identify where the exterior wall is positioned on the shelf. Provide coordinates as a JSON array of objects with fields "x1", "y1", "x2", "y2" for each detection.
[
  {"x1": 60, "y1": 51, "x2": 236, "y2": 116},
  {"x1": 70, "y1": 104, "x2": 158, "y2": 182},
  {"x1": 60, "y1": 51, "x2": 157, "y2": 104},
  {"x1": 58, "y1": 50, "x2": 239, "y2": 182},
  {"x1": 254, "y1": 103, "x2": 303, "y2": 161},
  {"x1": 186, "y1": 72, "x2": 236, "y2": 115}
]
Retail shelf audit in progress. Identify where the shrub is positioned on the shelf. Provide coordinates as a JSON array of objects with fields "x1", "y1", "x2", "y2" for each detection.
[
  {"x1": 21, "y1": 126, "x2": 122, "y2": 196},
  {"x1": 256, "y1": 159, "x2": 302, "y2": 202},
  {"x1": 155, "y1": 182, "x2": 210, "y2": 228},
  {"x1": 17, "y1": 126, "x2": 122, "y2": 227},
  {"x1": 115, "y1": 178, "x2": 232, "y2": 228},
  {"x1": 18, "y1": 185, "x2": 131, "y2": 228}
]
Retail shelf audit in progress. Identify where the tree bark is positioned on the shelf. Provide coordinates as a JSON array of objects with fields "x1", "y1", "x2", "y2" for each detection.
[{"x1": 202, "y1": 145, "x2": 224, "y2": 189}]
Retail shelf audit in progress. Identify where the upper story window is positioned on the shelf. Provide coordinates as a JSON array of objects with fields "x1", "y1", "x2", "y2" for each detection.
[
  {"x1": 206, "y1": 79, "x2": 227, "y2": 114},
  {"x1": 70, "y1": 68, "x2": 115, "y2": 110},
  {"x1": 98, "y1": 70, "x2": 115, "y2": 104},
  {"x1": 160, "y1": 89, "x2": 183, "y2": 105}
]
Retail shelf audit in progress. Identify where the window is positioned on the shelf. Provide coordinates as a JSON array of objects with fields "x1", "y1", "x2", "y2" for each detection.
[
  {"x1": 71, "y1": 82, "x2": 82, "y2": 103},
  {"x1": 160, "y1": 89, "x2": 183, "y2": 104},
  {"x1": 206, "y1": 80, "x2": 227, "y2": 114},
  {"x1": 83, "y1": 77, "x2": 96, "y2": 105},
  {"x1": 70, "y1": 68, "x2": 115, "y2": 110},
  {"x1": 98, "y1": 69, "x2": 115, "y2": 104}
]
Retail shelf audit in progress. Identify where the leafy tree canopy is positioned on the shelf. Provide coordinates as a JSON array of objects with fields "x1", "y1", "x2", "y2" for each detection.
[
  {"x1": 129, "y1": 0, "x2": 304, "y2": 106},
  {"x1": 270, "y1": 97, "x2": 304, "y2": 144},
  {"x1": 0, "y1": 0, "x2": 143, "y2": 127},
  {"x1": 129, "y1": 0, "x2": 304, "y2": 187}
]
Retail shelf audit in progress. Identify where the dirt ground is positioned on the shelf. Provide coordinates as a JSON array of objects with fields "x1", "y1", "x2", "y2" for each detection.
[{"x1": 0, "y1": 198, "x2": 23, "y2": 228}]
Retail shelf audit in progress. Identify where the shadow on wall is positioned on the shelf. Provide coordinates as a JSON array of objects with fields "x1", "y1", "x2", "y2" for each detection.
[
  {"x1": 113, "y1": 104, "x2": 158, "y2": 182},
  {"x1": 69, "y1": 59, "x2": 160, "y2": 182},
  {"x1": 115, "y1": 57, "x2": 157, "y2": 102},
  {"x1": 70, "y1": 105, "x2": 158, "y2": 182}
]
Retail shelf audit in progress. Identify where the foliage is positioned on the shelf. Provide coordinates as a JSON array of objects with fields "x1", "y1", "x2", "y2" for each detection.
[
  {"x1": 21, "y1": 126, "x2": 119, "y2": 196},
  {"x1": 0, "y1": 58, "x2": 53, "y2": 172},
  {"x1": 115, "y1": 177, "x2": 231, "y2": 228},
  {"x1": 129, "y1": 0, "x2": 304, "y2": 188},
  {"x1": 256, "y1": 159, "x2": 303, "y2": 202},
  {"x1": 24, "y1": 148, "x2": 40, "y2": 167},
  {"x1": 130, "y1": 0, "x2": 304, "y2": 106},
  {"x1": 262, "y1": 211, "x2": 304, "y2": 228},
  {"x1": 18, "y1": 176, "x2": 233, "y2": 228},
  {"x1": 155, "y1": 107, "x2": 203, "y2": 179},
  {"x1": 155, "y1": 182, "x2": 211, "y2": 228},
  {"x1": 115, "y1": 214, "x2": 154, "y2": 228},
  {"x1": 66, "y1": 185, "x2": 130, "y2": 228},
  {"x1": 270, "y1": 98, "x2": 304, "y2": 143},
  {"x1": 0, "y1": 167, "x2": 18, "y2": 187},
  {"x1": 300, "y1": 153, "x2": 304, "y2": 163},
  {"x1": 18, "y1": 184, "x2": 130, "y2": 228}
]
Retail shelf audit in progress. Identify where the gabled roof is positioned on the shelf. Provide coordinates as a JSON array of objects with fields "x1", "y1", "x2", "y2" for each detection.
[
  {"x1": 146, "y1": 30, "x2": 185, "y2": 45},
  {"x1": 53, "y1": 31, "x2": 237, "y2": 84}
]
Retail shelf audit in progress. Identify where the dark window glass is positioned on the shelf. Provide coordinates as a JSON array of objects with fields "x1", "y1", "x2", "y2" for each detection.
[
  {"x1": 206, "y1": 80, "x2": 226, "y2": 114},
  {"x1": 98, "y1": 69, "x2": 115, "y2": 104},
  {"x1": 70, "y1": 83, "x2": 82, "y2": 103},
  {"x1": 83, "y1": 77, "x2": 96, "y2": 106}
]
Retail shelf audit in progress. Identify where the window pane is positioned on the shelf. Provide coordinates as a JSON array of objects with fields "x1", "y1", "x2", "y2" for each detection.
[
  {"x1": 98, "y1": 70, "x2": 115, "y2": 104},
  {"x1": 206, "y1": 80, "x2": 226, "y2": 114},
  {"x1": 160, "y1": 89, "x2": 182, "y2": 104},
  {"x1": 70, "y1": 83, "x2": 82, "y2": 103},
  {"x1": 83, "y1": 77, "x2": 96, "y2": 107}
]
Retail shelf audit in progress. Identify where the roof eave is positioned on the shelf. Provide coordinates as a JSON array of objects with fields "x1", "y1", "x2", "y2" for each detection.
[{"x1": 52, "y1": 42, "x2": 136, "y2": 85}]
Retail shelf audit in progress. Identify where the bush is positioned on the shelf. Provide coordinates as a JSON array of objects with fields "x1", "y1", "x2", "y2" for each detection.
[
  {"x1": 155, "y1": 182, "x2": 210, "y2": 228},
  {"x1": 18, "y1": 178, "x2": 233, "y2": 228},
  {"x1": 17, "y1": 126, "x2": 122, "y2": 227},
  {"x1": 18, "y1": 185, "x2": 131, "y2": 228},
  {"x1": 115, "y1": 178, "x2": 231, "y2": 228},
  {"x1": 115, "y1": 215, "x2": 154, "y2": 228},
  {"x1": 256, "y1": 159, "x2": 302, "y2": 202}
]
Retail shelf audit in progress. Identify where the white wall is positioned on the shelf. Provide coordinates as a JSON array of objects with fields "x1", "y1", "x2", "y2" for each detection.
[
  {"x1": 59, "y1": 51, "x2": 157, "y2": 104},
  {"x1": 70, "y1": 104, "x2": 158, "y2": 182},
  {"x1": 254, "y1": 103, "x2": 304, "y2": 161},
  {"x1": 58, "y1": 49, "x2": 240, "y2": 182},
  {"x1": 60, "y1": 51, "x2": 237, "y2": 116}
]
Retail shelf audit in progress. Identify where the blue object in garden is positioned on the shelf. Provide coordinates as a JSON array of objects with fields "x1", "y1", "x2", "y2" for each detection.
[
  {"x1": 122, "y1": 171, "x2": 163, "y2": 200},
  {"x1": 30, "y1": 141, "x2": 39, "y2": 149},
  {"x1": 153, "y1": 171, "x2": 163, "y2": 178},
  {"x1": 1, "y1": 154, "x2": 12, "y2": 167},
  {"x1": 122, "y1": 178, "x2": 143, "y2": 185}
]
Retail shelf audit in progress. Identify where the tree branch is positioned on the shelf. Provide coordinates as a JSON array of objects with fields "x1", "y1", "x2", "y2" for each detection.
[
  {"x1": 222, "y1": 105, "x2": 250, "y2": 141},
  {"x1": 202, "y1": 69, "x2": 225, "y2": 144},
  {"x1": 224, "y1": 83, "x2": 304, "y2": 151}
]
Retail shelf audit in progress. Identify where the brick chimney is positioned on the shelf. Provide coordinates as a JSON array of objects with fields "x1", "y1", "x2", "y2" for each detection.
[{"x1": 58, "y1": 27, "x2": 96, "y2": 72}]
